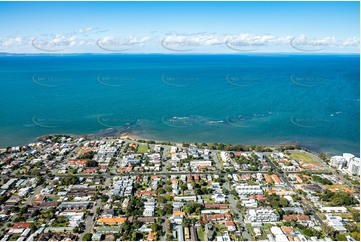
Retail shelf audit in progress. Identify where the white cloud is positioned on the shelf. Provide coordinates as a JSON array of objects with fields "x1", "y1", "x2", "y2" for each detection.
[
  {"x1": 341, "y1": 37, "x2": 360, "y2": 47},
  {"x1": 0, "y1": 30, "x2": 359, "y2": 53},
  {"x1": 78, "y1": 27, "x2": 93, "y2": 34}
]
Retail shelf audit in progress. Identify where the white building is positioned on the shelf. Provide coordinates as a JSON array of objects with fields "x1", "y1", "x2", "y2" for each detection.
[
  {"x1": 325, "y1": 214, "x2": 347, "y2": 232},
  {"x1": 348, "y1": 157, "x2": 360, "y2": 176},
  {"x1": 241, "y1": 199, "x2": 258, "y2": 208},
  {"x1": 58, "y1": 212, "x2": 85, "y2": 227},
  {"x1": 246, "y1": 207, "x2": 279, "y2": 223},
  {"x1": 190, "y1": 160, "x2": 212, "y2": 167},
  {"x1": 143, "y1": 201, "x2": 156, "y2": 217},
  {"x1": 343, "y1": 153, "x2": 355, "y2": 164},
  {"x1": 234, "y1": 184, "x2": 263, "y2": 195},
  {"x1": 232, "y1": 174, "x2": 239, "y2": 182},
  {"x1": 330, "y1": 153, "x2": 360, "y2": 176},
  {"x1": 271, "y1": 226, "x2": 288, "y2": 241},
  {"x1": 321, "y1": 207, "x2": 348, "y2": 213},
  {"x1": 212, "y1": 193, "x2": 226, "y2": 203},
  {"x1": 170, "y1": 146, "x2": 178, "y2": 154},
  {"x1": 330, "y1": 156, "x2": 347, "y2": 169},
  {"x1": 174, "y1": 196, "x2": 197, "y2": 202}
]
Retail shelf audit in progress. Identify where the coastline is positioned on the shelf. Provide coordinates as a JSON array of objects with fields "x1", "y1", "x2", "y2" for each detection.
[
  {"x1": 30, "y1": 129, "x2": 319, "y2": 155},
  {"x1": 3, "y1": 127, "x2": 359, "y2": 157}
]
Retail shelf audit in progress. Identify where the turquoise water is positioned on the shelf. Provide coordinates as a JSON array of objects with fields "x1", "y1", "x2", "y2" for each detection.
[{"x1": 0, "y1": 54, "x2": 359, "y2": 156}]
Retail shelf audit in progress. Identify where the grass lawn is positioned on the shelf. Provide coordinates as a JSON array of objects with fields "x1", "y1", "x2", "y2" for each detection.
[
  {"x1": 214, "y1": 224, "x2": 227, "y2": 236},
  {"x1": 289, "y1": 152, "x2": 319, "y2": 165},
  {"x1": 336, "y1": 213, "x2": 353, "y2": 219},
  {"x1": 262, "y1": 223, "x2": 273, "y2": 234},
  {"x1": 245, "y1": 224, "x2": 256, "y2": 240},
  {"x1": 197, "y1": 226, "x2": 205, "y2": 241},
  {"x1": 52, "y1": 221, "x2": 69, "y2": 227},
  {"x1": 9, "y1": 234, "x2": 21, "y2": 241},
  {"x1": 137, "y1": 144, "x2": 148, "y2": 153},
  {"x1": 216, "y1": 153, "x2": 224, "y2": 164},
  {"x1": 201, "y1": 195, "x2": 214, "y2": 203}
]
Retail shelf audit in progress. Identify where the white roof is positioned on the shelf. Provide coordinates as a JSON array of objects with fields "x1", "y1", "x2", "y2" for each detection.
[{"x1": 271, "y1": 226, "x2": 284, "y2": 236}]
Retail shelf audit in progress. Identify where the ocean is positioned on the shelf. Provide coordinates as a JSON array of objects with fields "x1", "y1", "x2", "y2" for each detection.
[{"x1": 0, "y1": 54, "x2": 359, "y2": 156}]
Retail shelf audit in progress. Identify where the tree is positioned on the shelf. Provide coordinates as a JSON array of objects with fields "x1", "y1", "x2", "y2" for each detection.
[
  {"x1": 55, "y1": 216, "x2": 68, "y2": 224},
  {"x1": 318, "y1": 152, "x2": 328, "y2": 162},
  {"x1": 78, "y1": 151, "x2": 95, "y2": 159},
  {"x1": 183, "y1": 202, "x2": 201, "y2": 215},
  {"x1": 164, "y1": 194, "x2": 172, "y2": 202},
  {"x1": 320, "y1": 190, "x2": 358, "y2": 206},
  {"x1": 164, "y1": 219, "x2": 170, "y2": 231},
  {"x1": 100, "y1": 195, "x2": 109, "y2": 203},
  {"x1": 158, "y1": 188, "x2": 166, "y2": 194},
  {"x1": 181, "y1": 184, "x2": 188, "y2": 192},
  {"x1": 131, "y1": 221, "x2": 141, "y2": 230},
  {"x1": 352, "y1": 210, "x2": 360, "y2": 222},
  {"x1": 151, "y1": 223, "x2": 159, "y2": 232},
  {"x1": 165, "y1": 186, "x2": 172, "y2": 193},
  {"x1": 182, "y1": 218, "x2": 192, "y2": 227},
  {"x1": 230, "y1": 189, "x2": 238, "y2": 197},
  {"x1": 351, "y1": 232, "x2": 360, "y2": 241},
  {"x1": 29, "y1": 223, "x2": 37, "y2": 231},
  {"x1": 96, "y1": 207, "x2": 101, "y2": 215},
  {"x1": 301, "y1": 228, "x2": 320, "y2": 238},
  {"x1": 157, "y1": 196, "x2": 166, "y2": 203},
  {"x1": 163, "y1": 203, "x2": 173, "y2": 215},
  {"x1": 312, "y1": 175, "x2": 333, "y2": 185},
  {"x1": 131, "y1": 232, "x2": 140, "y2": 241},
  {"x1": 86, "y1": 160, "x2": 98, "y2": 167},
  {"x1": 82, "y1": 233, "x2": 92, "y2": 241},
  {"x1": 346, "y1": 222, "x2": 359, "y2": 233},
  {"x1": 335, "y1": 234, "x2": 347, "y2": 241},
  {"x1": 321, "y1": 224, "x2": 336, "y2": 237},
  {"x1": 279, "y1": 197, "x2": 289, "y2": 207}
]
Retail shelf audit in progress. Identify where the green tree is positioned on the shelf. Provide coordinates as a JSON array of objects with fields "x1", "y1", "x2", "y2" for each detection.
[
  {"x1": 100, "y1": 195, "x2": 109, "y2": 203},
  {"x1": 86, "y1": 160, "x2": 99, "y2": 167},
  {"x1": 351, "y1": 232, "x2": 360, "y2": 241},
  {"x1": 335, "y1": 234, "x2": 347, "y2": 241},
  {"x1": 82, "y1": 233, "x2": 92, "y2": 241},
  {"x1": 151, "y1": 223, "x2": 159, "y2": 232},
  {"x1": 321, "y1": 224, "x2": 336, "y2": 237},
  {"x1": 158, "y1": 188, "x2": 166, "y2": 194},
  {"x1": 183, "y1": 202, "x2": 201, "y2": 215},
  {"x1": 352, "y1": 210, "x2": 360, "y2": 222},
  {"x1": 279, "y1": 197, "x2": 289, "y2": 207},
  {"x1": 163, "y1": 203, "x2": 173, "y2": 215}
]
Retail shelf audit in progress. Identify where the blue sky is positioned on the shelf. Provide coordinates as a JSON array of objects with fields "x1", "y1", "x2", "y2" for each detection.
[{"x1": 0, "y1": 1, "x2": 359, "y2": 53}]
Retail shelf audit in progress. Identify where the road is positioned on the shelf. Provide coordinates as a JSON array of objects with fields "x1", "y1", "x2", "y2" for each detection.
[
  {"x1": 159, "y1": 216, "x2": 168, "y2": 241},
  {"x1": 223, "y1": 180, "x2": 251, "y2": 241},
  {"x1": 211, "y1": 151, "x2": 222, "y2": 170},
  {"x1": 79, "y1": 177, "x2": 112, "y2": 238},
  {"x1": 212, "y1": 153, "x2": 251, "y2": 241},
  {"x1": 162, "y1": 146, "x2": 169, "y2": 173},
  {"x1": 79, "y1": 199, "x2": 101, "y2": 239},
  {"x1": 25, "y1": 185, "x2": 43, "y2": 205}
]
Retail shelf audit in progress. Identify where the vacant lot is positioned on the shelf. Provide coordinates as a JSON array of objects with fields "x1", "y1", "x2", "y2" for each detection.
[
  {"x1": 289, "y1": 152, "x2": 319, "y2": 165},
  {"x1": 137, "y1": 144, "x2": 148, "y2": 153}
]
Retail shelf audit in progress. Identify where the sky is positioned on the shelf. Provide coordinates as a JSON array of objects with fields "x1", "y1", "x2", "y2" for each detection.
[{"x1": 0, "y1": 1, "x2": 359, "y2": 54}]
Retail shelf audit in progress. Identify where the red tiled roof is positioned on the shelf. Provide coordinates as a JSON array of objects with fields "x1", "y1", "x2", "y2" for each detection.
[
  {"x1": 12, "y1": 222, "x2": 32, "y2": 229},
  {"x1": 225, "y1": 221, "x2": 235, "y2": 226}
]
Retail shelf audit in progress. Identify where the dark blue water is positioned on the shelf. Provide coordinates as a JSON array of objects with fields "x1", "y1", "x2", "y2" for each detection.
[{"x1": 0, "y1": 54, "x2": 359, "y2": 155}]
